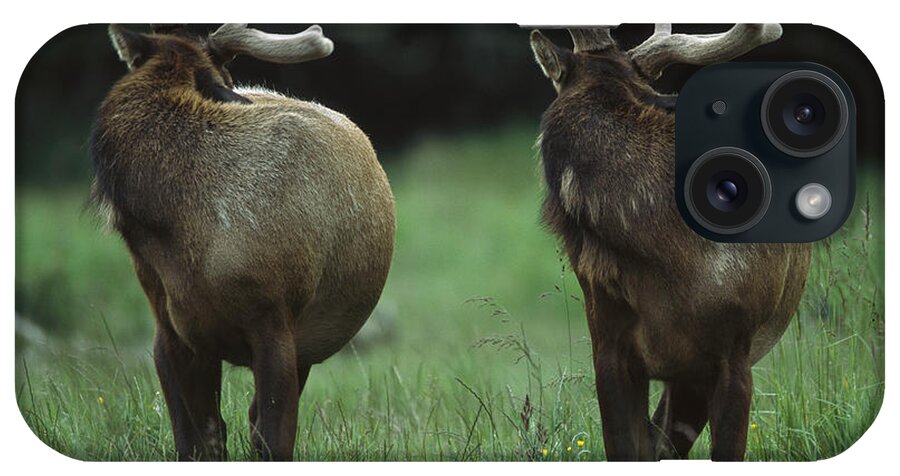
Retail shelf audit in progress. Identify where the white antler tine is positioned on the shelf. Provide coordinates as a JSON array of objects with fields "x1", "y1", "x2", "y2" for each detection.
[
  {"x1": 209, "y1": 24, "x2": 334, "y2": 64},
  {"x1": 628, "y1": 23, "x2": 782, "y2": 79}
]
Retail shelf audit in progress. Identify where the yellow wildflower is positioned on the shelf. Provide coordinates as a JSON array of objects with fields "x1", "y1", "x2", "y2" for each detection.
[
  {"x1": 751, "y1": 423, "x2": 758, "y2": 430},
  {"x1": 541, "y1": 448, "x2": 548, "y2": 456},
  {"x1": 98, "y1": 395, "x2": 105, "y2": 405},
  {"x1": 577, "y1": 440, "x2": 585, "y2": 447}
]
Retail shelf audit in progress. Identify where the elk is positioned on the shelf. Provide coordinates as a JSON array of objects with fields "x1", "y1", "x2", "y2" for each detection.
[
  {"x1": 91, "y1": 24, "x2": 395, "y2": 461},
  {"x1": 529, "y1": 25, "x2": 811, "y2": 461}
]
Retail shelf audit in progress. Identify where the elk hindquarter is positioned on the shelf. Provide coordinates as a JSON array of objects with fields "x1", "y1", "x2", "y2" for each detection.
[
  {"x1": 92, "y1": 24, "x2": 395, "y2": 461},
  {"x1": 530, "y1": 24, "x2": 811, "y2": 461}
]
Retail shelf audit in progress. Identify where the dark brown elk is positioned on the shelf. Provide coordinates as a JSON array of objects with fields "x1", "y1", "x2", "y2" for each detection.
[
  {"x1": 91, "y1": 24, "x2": 395, "y2": 461},
  {"x1": 529, "y1": 24, "x2": 811, "y2": 461}
]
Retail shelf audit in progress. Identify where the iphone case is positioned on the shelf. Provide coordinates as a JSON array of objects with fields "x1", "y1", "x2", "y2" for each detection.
[{"x1": 14, "y1": 23, "x2": 884, "y2": 461}]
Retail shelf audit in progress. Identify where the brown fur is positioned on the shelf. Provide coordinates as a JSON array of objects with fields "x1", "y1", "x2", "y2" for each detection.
[
  {"x1": 91, "y1": 28, "x2": 395, "y2": 461},
  {"x1": 530, "y1": 31, "x2": 811, "y2": 461}
]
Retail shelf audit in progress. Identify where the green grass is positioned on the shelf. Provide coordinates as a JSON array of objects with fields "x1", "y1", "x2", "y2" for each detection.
[{"x1": 15, "y1": 124, "x2": 884, "y2": 461}]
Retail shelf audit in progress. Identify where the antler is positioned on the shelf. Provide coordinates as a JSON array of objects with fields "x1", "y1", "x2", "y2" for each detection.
[
  {"x1": 208, "y1": 24, "x2": 334, "y2": 64},
  {"x1": 568, "y1": 28, "x2": 616, "y2": 53},
  {"x1": 628, "y1": 23, "x2": 782, "y2": 79}
]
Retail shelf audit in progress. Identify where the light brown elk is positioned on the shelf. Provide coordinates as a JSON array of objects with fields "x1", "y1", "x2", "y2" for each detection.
[
  {"x1": 530, "y1": 24, "x2": 811, "y2": 460},
  {"x1": 91, "y1": 24, "x2": 395, "y2": 460}
]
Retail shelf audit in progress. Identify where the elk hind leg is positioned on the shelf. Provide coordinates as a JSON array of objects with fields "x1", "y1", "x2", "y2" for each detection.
[
  {"x1": 593, "y1": 347, "x2": 653, "y2": 460},
  {"x1": 651, "y1": 381, "x2": 709, "y2": 459},
  {"x1": 153, "y1": 323, "x2": 227, "y2": 461},
  {"x1": 249, "y1": 364, "x2": 311, "y2": 452},
  {"x1": 249, "y1": 320, "x2": 300, "y2": 461},
  {"x1": 707, "y1": 356, "x2": 753, "y2": 461},
  {"x1": 589, "y1": 297, "x2": 654, "y2": 461},
  {"x1": 136, "y1": 258, "x2": 226, "y2": 461}
]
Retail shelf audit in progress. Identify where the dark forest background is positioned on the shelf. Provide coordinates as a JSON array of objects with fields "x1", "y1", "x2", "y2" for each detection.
[{"x1": 15, "y1": 23, "x2": 883, "y2": 186}]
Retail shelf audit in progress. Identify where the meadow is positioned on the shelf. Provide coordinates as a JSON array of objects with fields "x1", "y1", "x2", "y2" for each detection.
[{"x1": 14, "y1": 124, "x2": 884, "y2": 461}]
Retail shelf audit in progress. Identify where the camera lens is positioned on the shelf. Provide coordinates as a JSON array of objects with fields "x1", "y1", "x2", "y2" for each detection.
[
  {"x1": 761, "y1": 70, "x2": 849, "y2": 158},
  {"x1": 716, "y1": 180, "x2": 739, "y2": 203},
  {"x1": 707, "y1": 173, "x2": 748, "y2": 212},
  {"x1": 684, "y1": 147, "x2": 771, "y2": 235},
  {"x1": 794, "y1": 104, "x2": 815, "y2": 124}
]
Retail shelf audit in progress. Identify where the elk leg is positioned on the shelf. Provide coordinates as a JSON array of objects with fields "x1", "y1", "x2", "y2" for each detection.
[
  {"x1": 135, "y1": 257, "x2": 226, "y2": 461},
  {"x1": 651, "y1": 382, "x2": 709, "y2": 459},
  {"x1": 249, "y1": 364, "x2": 311, "y2": 452},
  {"x1": 249, "y1": 328, "x2": 299, "y2": 461},
  {"x1": 707, "y1": 358, "x2": 753, "y2": 461},
  {"x1": 248, "y1": 393, "x2": 258, "y2": 442},
  {"x1": 593, "y1": 347, "x2": 652, "y2": 460},
  {"x1": 588, "y1": 296, "x2": 653, "y2": 461},
  {"x1": 153, "y1": 327, "x2": 227, "y2": 461}
]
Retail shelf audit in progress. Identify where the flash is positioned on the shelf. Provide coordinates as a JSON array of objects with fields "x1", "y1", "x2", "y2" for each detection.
[{"x1": 795, "y1": 183, "x2": 832, "y2": 220}]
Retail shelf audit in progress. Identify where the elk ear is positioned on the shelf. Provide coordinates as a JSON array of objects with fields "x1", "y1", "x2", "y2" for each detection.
[
  {"x1": 530, "y1": 30, "x2": 570, "y2": 90},
  {"x1": 109, "y1": 24, "x2": 154, "y2": 70}
]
